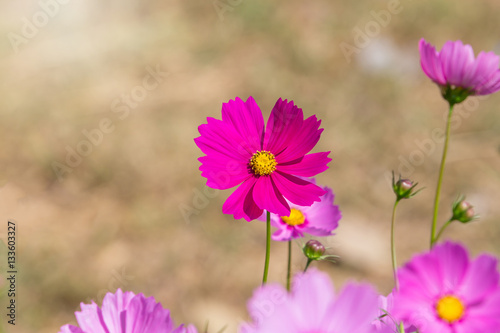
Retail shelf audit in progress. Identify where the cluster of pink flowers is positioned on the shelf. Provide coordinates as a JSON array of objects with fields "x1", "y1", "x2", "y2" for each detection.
[{"x1": 59, "y1": 38, "x2": 500, "y2": 333}]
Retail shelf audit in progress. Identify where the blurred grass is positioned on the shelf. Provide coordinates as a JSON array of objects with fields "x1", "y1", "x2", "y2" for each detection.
[{"x1": 0, "y1": 0, "x2": 500, "y2": 332}]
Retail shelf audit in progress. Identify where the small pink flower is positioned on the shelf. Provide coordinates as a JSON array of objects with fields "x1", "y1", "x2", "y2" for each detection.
[
  {"x1": 59, "y1": 289, "x2": 197, "y2": 333},
  {"x1": 392, "y1": 241, "x2": 500, "y2": 333},
  {"x1": 239, "y1": 268, "x2": 380, "y2": 333},
  {"x1": 267, "y1": 179, "x2": 341, "y2": 241},
  {"x1": 195, "y1": 97, "x2": 331, "y2": 221},
  {"x1": 419, "y1": 39, "x2": 500, "y2": 103}
]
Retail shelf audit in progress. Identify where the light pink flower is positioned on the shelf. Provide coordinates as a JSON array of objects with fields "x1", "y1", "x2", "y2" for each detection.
[
  {"x1": 392, "y1": 241, "x2": 500, "y2": 333},
  {"x1": 240, "y1": 268, "x2": 380, "y2": 333},
  {"x1": 267, "y1": 179, "x2": 341, "y2": 241},
  {"x1": 59, "y1": 289, "x2": 197, "y2": 333},
  {"x1": 419, "y1": 39, "x2": 500, "y2": 99}
]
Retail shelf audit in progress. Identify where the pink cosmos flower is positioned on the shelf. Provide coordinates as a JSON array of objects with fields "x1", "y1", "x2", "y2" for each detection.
[
  {"x1": 195, "y1": 97, "x2": 331, "y2": 221},
  {"x1": 239, "y1": 268, "x2": 380, "y2": 333},
  {"x1": 267, "y1": 179, "x2": 341, "y2": 241},
  {"x1": 59, "y1": 289, "x2": 197, "y2": 333},
  {"x1": 419, "y1": 39, "x2": 500, "y2": 102},
  {"x1": 392, "y1": 241, "x2": 500, "y2": 333}
]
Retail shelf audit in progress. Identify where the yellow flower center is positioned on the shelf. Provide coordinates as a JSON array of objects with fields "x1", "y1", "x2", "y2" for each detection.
[
  {"x1": 436, "y1": 295, "x2": 465, "y2": 323},
  {"x1": 249, "y1": 151, "x2": 277, "y2": 176},
  {"x1": 281, "y1": 209, "x2": 305, "y2": 226}
]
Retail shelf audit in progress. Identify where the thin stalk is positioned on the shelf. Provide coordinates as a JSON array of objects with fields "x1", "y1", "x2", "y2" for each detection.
[
  {"x1": 433, "y1": 218, "x2": 453, "y2": 246},
  {"x1": 430, "y1": 104, "x2": 454, "y2": 248},
  {"x1": 303, "y1": 259, "x2": 312, "y2": 272},
  {"x1": 391, "y1": 199, "x2": 400, "y2": 291},
  {"x1": 262, "y1": 211, "x2": 271, "y2": 284},
  {"x1": 286, "y1": 240, "x2": 292, "y2": 291}
]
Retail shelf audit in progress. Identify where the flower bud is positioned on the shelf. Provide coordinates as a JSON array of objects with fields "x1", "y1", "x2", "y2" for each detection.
[
  {"x1": 452, "y1": 197, "x2": 477, "y2": 223},
  {"x1": 392, "y1": 172, "x2": 421, "y2": 201},
  {"x1": 303, "y1": 240, "x2": 325, "y2": 260}
]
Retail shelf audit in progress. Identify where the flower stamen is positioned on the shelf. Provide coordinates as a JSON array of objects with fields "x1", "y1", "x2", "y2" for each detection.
[
  {"x1": 281, "y1": 209, "x2": 305, "y2": 226},
  {"x1": 436, "y1": 295, "x2": 465, "y2": 323},
  {"x1": 249, "y1": 151, "x2": 277, "y2": 176}
]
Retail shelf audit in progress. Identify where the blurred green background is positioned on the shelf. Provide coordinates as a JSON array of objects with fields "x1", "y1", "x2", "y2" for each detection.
[{"x1": 1, "y1": 0, "x2": 500, "y2": 332}]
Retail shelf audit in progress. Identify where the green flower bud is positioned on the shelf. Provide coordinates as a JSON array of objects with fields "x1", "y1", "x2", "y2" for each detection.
[
  {"x1": 452, "y1": 197, "x2": 477, "y2": 223},
  {"x1": 303, "y1": 240, "x2": 325, "y2": 260},
  {"x1": 392, "y1": 172, "x2": 422, "y2": 201}
]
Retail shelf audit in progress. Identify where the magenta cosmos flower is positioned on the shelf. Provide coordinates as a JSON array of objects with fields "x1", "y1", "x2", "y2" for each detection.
[
  {"x1": 392, "y1": 241, "x2": 500, "y2": 333},
  {"x1": 419, "y1": 38, "x2": 500, "y2": 104},
  {"x1": 59, "y1": 289, "x2": 197, "y2": 333},
  {"x1": 195, "y1": 96, "x2": 331, "y2": 221},
  {"x1": 239, "y1": 268, "x2": 380, "y2": 333},
  {"x1": 266, "y1": 179, "x2": 341, "y2": 241}
]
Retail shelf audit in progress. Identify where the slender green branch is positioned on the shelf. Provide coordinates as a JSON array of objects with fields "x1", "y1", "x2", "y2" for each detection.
[
  {"x1": 303, "y1": 259, "x2": 312, "y2": 272},
  {"x1": 433, "y1": 218, "x2": 453, "y2": 246},
  {"x1": 262, "y1": 212, "x2": 271, "y2": 284},
  {"x1": 391, "y1": 199, "x2": 400, "y2": 291},
  {"x1": 430, "y1": 104, "x2": 454, "y2": 248},
  {"x1": 262, "y1": 211, "x2": 271, "y2": 284},
  {"x1": 286, "y1": 240, "x2": 292, "y2": 291}
]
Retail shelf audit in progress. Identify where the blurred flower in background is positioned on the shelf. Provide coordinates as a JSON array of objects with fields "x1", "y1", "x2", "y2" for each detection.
[
  {"x1": 392, "y1": 241, "x2": 500, "y2": 333},
  {"x1": 59, "y1": 289, "x2": 197, "y2": 333}
]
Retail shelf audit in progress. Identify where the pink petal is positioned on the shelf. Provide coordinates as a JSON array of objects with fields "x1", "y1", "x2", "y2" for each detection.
[
  {"x1": 324, "y1": 283, "x2": 379, "y2": 333},
  {"x1": 252, "y1": 176, "x2": 290, "y2": 217},
  {"x1": 275, "y1": 115, "x2": 323, "y2": 163},
  {"x1": 440, "y1": 40, "x2": 474, "y2": 86},
  {"x1": 301, "y1": 187, "x2": 341, "y2": 232},
  {"x1": 458, "y1": 254, "x2": 499, "y2": 303},
  {"x1": 291, "y1": 269, "x2": 336, "y2": 324},
  {"x1": 59, "y1": 326, "x2": 84, "y2": 333},
  {"x1": 221, "y1": 97, "x2": 265, "y2": 153},
  {"x1": 196, "y1": 117, "x2": 253, "y2": 161},
  {"x1": 263, "y1": 98, "x2": 304, "y2": 156},
  {"x1": 432, "y1": 242, "x2": 468, "y2": 292},
  {"x1": 271, "y1": 172, "x2": 326, "y2": 207},
  {"x1": 271, "y1": 227, "x2": 296, "y2": 241},
  {"x1": 419, "y1": 38, "x2": 446, "y2": 85},
  {"x1": 222, "y1": 177, "x2": 262, "y2": 221},
  {"x1": 277, "y1": 152, "x2": 331, "y2": 177},
  {"x1": 198, "y1": 155, "x2": 251, "y2": 190}
]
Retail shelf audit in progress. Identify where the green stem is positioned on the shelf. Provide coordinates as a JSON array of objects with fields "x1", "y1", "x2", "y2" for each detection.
[
  {"x1": 304, "y1": 259, "x2": 312, "y2": 272},
  {"x1": 430, "y1": 104, "x2": 454, "y2": 248},
  {"x1": 262, "y1": 211, "x2": 271, "y2": 284},
  {"x1": 286, "y1": 240, "x2": 292, "y2": 291},
  {"x1": 433, "y1": 218, "x2": 453, "y2": 246},
  {"x1": 391, "y1": 199, "x2": 400, "y2": 291},
  {"x1": 399, "y1": 322, "x2": 405, "y2": 333}
]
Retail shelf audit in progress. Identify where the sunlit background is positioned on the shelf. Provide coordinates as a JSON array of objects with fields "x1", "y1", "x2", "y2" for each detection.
[{"x1": 1, "y1": 0, "x2": 500, "y2": 332}]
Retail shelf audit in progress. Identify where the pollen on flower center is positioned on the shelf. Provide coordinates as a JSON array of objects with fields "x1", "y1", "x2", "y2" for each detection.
[
  {"x1": 249, "y1": 151, "x2": 277, "y2": 176},
  {"x1": 281, "y1": 209, "x2": 305, "y2": 226},
  {"x1": 436, "y1": 295, "x2": 465, "y2": 323}
]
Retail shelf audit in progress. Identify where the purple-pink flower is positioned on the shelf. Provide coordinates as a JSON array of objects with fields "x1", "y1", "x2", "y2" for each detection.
[
  {"x1": 419, "y1": 39, "x2": 500, "y2": 102},
  {"x1": 59, "y1": 289, "x2": 197, "y2": 333},
  {"x1": 239, "y1": 268, "x2": 380, "y2": 333},
  {"x1": 392, "y1": 241, "x2": 500, "y2": 333},
  {"x1": 195, "y1": 96, "x2": 331, "y2": 221},
  {"x1": 267, "y1": 179, "x2": 341, "y2": 241}
]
